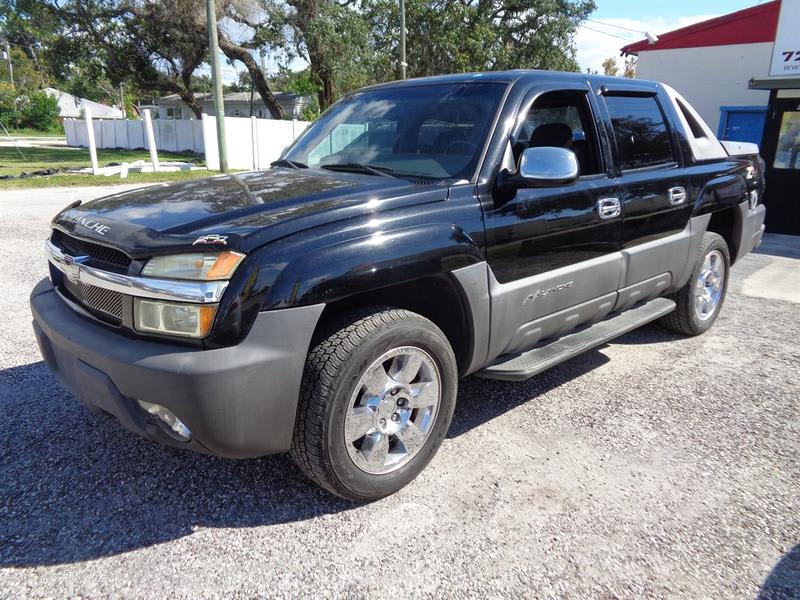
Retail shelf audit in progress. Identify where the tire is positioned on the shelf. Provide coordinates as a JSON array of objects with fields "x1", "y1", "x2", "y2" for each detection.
[
  {"x1": 660, "y1": 232, "x2": 730, "y2": 336},
  {"x1": 290, "y1": 307, "x2": 458, "y2": 501}
]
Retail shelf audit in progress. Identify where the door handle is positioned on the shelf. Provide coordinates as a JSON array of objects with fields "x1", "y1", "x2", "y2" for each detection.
[
  {"x1": 597, "y1": 197, "x2": 621, "y2": 219},
  {"x1": 668, "y1": 186, "x2": 687, "y2": 205}
]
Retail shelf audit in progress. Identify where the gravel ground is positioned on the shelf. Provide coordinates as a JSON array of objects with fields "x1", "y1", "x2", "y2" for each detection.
[{"x1": 1, "y1": 186, "x2": 798, "y2": 599}]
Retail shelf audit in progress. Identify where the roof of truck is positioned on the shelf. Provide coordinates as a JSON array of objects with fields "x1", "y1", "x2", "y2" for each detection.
[{"x1": 362, "y1": 70, "x2": 659, "y2": 92}]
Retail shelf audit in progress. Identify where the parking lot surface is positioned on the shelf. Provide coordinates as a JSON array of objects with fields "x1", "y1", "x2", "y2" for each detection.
[{"x1": 1, "y1": 185, "x2": 798, "y2": 599}]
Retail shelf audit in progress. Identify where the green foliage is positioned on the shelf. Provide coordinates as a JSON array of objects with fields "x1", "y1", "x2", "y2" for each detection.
[
  {"x1": 0, "y1": 46, "x2": 49, "y2": 91},
  {"x1": 365, "y1": 0, "x2": 596, "y2": 81},
  {"x1": 20, "y1": 89, "x2": 60, "y2": 129},
  {"x1": 3, "y1": 0, "x2": 599, "y2": 116},
  {"x1": 0, "y1": 82, "x2": 21, "y2": 127},
  {"x1": 0, "y1": 84, "x2": 60, "y2": 131}
]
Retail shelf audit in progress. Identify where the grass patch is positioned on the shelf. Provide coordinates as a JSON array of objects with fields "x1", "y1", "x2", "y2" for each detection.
[
  {"x1": 0, "y1": 145, "x2": 204, "y2": 176},
  {"x1": 1, "y1": 128, "x2": 64, "y2": 138},
  {"x1": 0, "y1": 143, "x2": 212, "y2": 189},
  {"x1": 0, "y1": 168, "x2": 217, "y2": 190}
]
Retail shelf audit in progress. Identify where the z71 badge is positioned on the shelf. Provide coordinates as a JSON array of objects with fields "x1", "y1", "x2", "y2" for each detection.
[{"x1": 193, "y1": 234, "x2": 229, "y2": 246}]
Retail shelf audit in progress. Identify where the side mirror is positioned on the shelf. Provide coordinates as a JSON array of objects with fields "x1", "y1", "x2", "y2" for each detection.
[{"x1": 497, "y1": 146, "x2": 579, "y2": 190}]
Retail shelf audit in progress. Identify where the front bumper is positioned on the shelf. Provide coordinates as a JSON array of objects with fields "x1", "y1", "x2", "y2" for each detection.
[{"x1": 31, "y1": 279, "x2": 324, "y2": 458}]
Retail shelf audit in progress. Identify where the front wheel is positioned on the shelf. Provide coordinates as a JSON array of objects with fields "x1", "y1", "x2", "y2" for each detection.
[
  {"x1": 290, "y1": 307, "x2": 457, "y2": 501},
  {"x1": 661, "y1": 232, "x2": 730, "y2": 336}
]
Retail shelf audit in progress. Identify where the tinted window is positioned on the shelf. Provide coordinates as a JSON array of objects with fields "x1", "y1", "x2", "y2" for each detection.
[
  {"x1": 284, "y1": 82, "x2": 507, "y2": 180},
  {"x1": 605, "y1": 95, "x2": 675, "y2": 169},
  {"x1": 521, "y1": 90, "x2": 603, "y2": 176}
]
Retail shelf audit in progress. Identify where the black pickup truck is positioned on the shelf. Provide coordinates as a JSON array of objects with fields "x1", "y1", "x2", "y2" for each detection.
[{"x1": 31, "y1": 71, "x2": 766, "y2": 500}]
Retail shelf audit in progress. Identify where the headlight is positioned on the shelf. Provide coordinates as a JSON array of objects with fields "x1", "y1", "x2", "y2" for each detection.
[
  {"x1": 134, "y1": 298, "x2": 217, "y2": 338},
  {"x1": 141, "y1": 251, "x2": 245, "y2": 281}
]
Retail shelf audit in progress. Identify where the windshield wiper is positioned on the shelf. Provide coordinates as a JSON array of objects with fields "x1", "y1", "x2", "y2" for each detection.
[
  {"x1": 271, "y1": 158, "x2": 308, "y2": 169},
  {"x1": 319, "y1": 162, "x2": 398, "y2": 178}
]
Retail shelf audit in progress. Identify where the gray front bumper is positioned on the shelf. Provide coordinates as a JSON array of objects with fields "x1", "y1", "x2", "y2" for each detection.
[{"x1": 31, "y1": 279, "x2": 324, "y2": 458}]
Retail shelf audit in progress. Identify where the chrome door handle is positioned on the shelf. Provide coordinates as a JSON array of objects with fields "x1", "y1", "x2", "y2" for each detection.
[
  {"x1": 597, "y1": 197, "x2": 621, "y2": 219},
  {"x1": 668, "y1": 186, "x2": 687, "y2": 205}
]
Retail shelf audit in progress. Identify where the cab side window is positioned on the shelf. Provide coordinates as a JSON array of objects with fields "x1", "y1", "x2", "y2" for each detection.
[
  {"x1": 518, "y1": 90, "x2": 604, "y2": 176},
  {"x1": 604, "y1": 94, "x2": 675, "y2": 170}
]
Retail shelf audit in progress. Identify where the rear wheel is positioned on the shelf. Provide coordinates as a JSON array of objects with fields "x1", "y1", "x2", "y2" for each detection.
[
  {"x1": 291, "y1": 307, "x2": 457, "y2": 501},
  {"x1": 661, "y1": 232, "x2": 730, "y2": 336}
]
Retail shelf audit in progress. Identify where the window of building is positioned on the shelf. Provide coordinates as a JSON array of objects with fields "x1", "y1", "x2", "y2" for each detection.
[
  {"x1": 166, "y1": 107, "x2": 176, "y2": 119},
  {"x1": 232, "y1": 108, "x2": 242, "y2": 117},
  {"x1": 605, "y1": 94, "x2": 675, "y2": 169},
  {"x1": 517, "y1": 90, "x2": 603, "y2": 176},
  {"x1": 774, "y1": 111, "x2": 800, "y2": 170}
]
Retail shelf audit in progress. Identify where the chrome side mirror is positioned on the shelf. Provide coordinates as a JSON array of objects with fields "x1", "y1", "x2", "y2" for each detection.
[{"x1": 498, "y1": 146, "x2": 579, "y2": 190}]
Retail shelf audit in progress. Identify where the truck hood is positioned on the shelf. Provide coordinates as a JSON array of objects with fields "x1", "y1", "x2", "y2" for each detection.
[{"x1": 51, "y1": 168, "x2": 444, "y2": 257}]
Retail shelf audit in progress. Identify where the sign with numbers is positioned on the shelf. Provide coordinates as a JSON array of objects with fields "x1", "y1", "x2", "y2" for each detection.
[{"x1": 770, "y1": 0, "x2": 800, "y2": 77}]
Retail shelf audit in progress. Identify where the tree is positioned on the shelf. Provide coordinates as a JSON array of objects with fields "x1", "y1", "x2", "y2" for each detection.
[
  {"x1": 365, "y1": 0, "x2": 596, "y2": 81},
  {"x1": 601, "y1": 56, "x2": 618, "y2": 77},
  {"x1": 623, "y1": 56, "x2": 636, "y2": 79}
]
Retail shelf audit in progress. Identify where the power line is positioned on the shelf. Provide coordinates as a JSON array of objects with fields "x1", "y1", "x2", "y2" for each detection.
[
  {"x1": 578, "y1": 24, "x2": 633, "y2": 42},
  {"x1": 585, "y1": 17, "x2": 648, "y2": 34}
]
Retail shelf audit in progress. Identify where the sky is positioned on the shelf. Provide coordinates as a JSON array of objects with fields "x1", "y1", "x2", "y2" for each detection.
[{"x1": 575, "y1": 0, "x2": 771, "y2": 73}]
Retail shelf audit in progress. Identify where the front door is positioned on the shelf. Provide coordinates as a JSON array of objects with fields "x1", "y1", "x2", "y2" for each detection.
[
  {"x1": 761, "y1": 94, "x2": 800, "y2": 235},
  {"x1": 481, "y1": 84, "x2": 623, "y2": 359}
]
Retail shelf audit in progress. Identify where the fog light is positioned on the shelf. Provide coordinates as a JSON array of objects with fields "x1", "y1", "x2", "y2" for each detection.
[
  {"x1": 134, "y1": 298, "x2": 217, "y2": 338},
  {"x1": 137, "y1": 400, "x2": 192, "y2": 441}
]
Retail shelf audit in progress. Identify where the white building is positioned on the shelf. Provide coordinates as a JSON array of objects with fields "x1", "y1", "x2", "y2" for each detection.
[
  {"x1": 44, "y1": 88, "x2": 124, "y2": 121},
  {"x1": 155, "y1": 91, "x2": 311, "y2": 120},
  {"x1": 621, "y1": 1, "x2": 779, "y2": 141}
]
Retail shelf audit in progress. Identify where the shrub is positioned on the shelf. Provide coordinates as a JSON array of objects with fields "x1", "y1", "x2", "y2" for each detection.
[
  {"x1": 0, "y1": 86, "x2": 61, "y2": 132},
  {"x1": 0, "y1": 83, "x2": 21, "y2": 129},
  {"x1": 20, "y1": 91, "x2": 61, "y2": 131}
]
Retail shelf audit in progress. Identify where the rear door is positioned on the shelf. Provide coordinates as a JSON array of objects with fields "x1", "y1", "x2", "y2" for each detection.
[{"x1": 598, "y1": 89, "x2": 692, "y2": 302}]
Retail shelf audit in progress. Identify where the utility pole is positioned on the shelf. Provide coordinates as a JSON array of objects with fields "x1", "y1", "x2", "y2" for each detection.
[
  {"x1": 206, "y1": 0, "x2": 228, "y2": 172},
  {"x1": 119, "y1": 82, "x2": 125, "y2": 119},
  {"x1": 399, "y1": 0, "x2": 407, "y2": 79},
  {"x1": 2, "y1": 40, "x2": 13, "y2": 88}
]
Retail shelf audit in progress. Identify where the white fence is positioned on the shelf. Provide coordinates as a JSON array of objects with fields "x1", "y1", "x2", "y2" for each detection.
[
  {"x1": 64, "y1": 117, "x2": 205, "y2": 153},
  {"x1": 64, "y1": 115, "x2": 310, "y2": 171},
  {"x1": 202, "y1": 116, "x2": 308, "y2": 171}
]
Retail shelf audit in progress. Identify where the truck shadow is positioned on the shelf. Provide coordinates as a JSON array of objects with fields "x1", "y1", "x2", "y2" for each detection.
[
  {"x1": 0, "y1": 361, "x2": 356, "y2": 568},
  {"x1": 0, "y1": 325, "x2": 665, "y2": 568},
  {"x1": 756, "y1": 544, "x2": 800, "y2": 600}
]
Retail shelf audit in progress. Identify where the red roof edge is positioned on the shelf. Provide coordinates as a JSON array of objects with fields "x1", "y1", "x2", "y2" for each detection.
[{"x1": 620, "y1": 0, "x2": 781, "y2": 55}]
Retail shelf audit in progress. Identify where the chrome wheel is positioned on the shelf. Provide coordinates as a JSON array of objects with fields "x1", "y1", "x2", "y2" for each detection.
[
  {"x1": 344, "y1": 346, "x2": 441, "y2": 475},
  {"x1": 694, "y1": 249, "x2": 725, "y2": 321}
]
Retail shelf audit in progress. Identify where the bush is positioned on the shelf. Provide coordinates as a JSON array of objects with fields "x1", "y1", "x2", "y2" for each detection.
[
  {"x1": 0, "y1": 83, "x2": 21, "y2": 129},
  {"x1": 20, "y1": 91, "x2": 60, "y2": 131},
  {"x1": 0, "y1": 86, "x2": 60, "y2": 132}
]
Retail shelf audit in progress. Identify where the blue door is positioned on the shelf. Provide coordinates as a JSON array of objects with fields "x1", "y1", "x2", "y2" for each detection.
[{"x1": 719, "y1": 107, "x2": 767, "y2": 145}]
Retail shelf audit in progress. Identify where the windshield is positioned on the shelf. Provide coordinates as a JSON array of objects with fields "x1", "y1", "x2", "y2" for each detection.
[{"x1": 283, "y1": 82, "x2": 507, "y2": 180}]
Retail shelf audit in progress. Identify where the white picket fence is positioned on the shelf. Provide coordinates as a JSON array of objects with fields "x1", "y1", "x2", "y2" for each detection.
[{"x1": 64, "y1": 114, "x2": 310, "y2": 171}]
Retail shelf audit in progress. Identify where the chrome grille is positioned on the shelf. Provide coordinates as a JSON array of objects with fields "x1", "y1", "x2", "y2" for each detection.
[
  {"x1": 51, "y1": 229, "x2": 131, "y2": 271},
  {"x1": 64, "y1": 278, "x2": 124, "y2": 321}
]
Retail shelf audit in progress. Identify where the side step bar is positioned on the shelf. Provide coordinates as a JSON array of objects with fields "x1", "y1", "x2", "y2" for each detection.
[{"x1": 477, "y1": 297, "x2": 676, "y2": 381}]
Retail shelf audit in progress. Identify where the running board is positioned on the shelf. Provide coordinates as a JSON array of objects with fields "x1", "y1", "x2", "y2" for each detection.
[{"x1": 477, "y1": 297, "x2": 676, "y2": 381}]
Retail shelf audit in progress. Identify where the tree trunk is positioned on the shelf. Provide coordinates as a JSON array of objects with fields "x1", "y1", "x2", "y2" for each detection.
[
  {"x1": 217, "y1": 35, "x2": 286, "y2": 120},
  {"x1": 179, "y1": 90, "x2": 204, "y2": 119}
]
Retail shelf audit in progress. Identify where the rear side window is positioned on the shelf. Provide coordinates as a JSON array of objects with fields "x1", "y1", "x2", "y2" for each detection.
[{"x1": 605, "y1": 95, "x2": 675, "y2": 169}]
